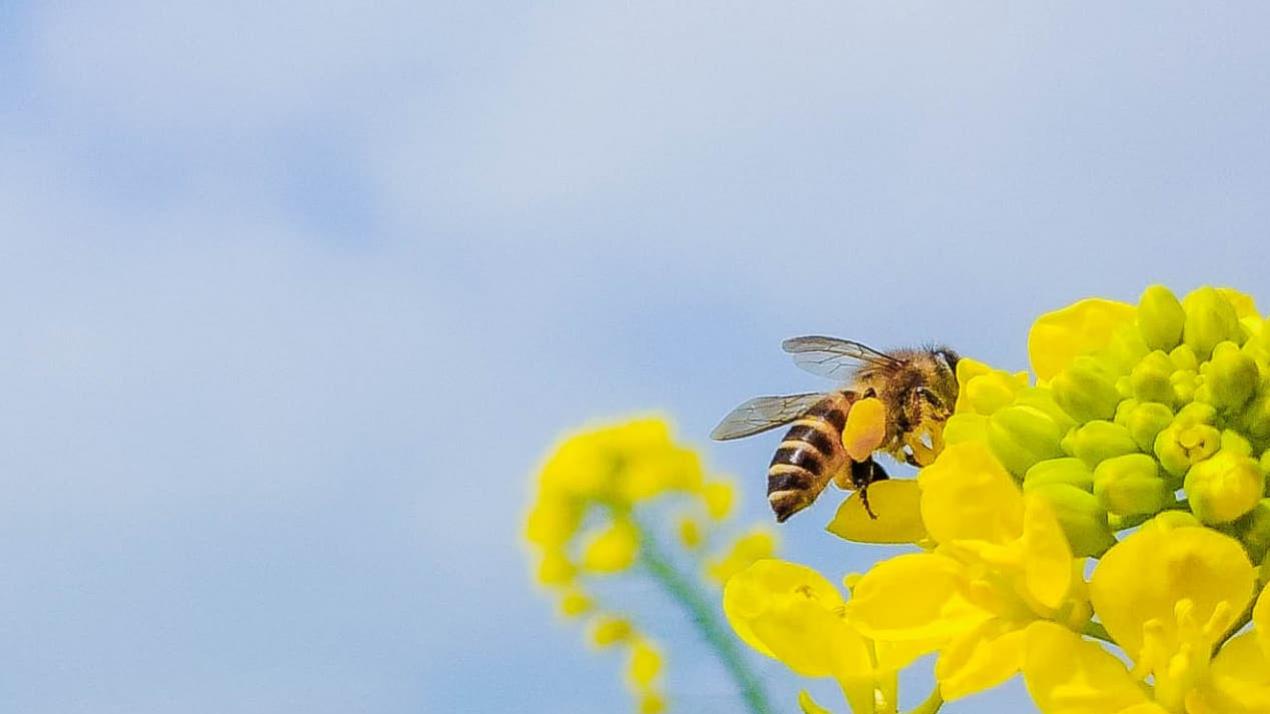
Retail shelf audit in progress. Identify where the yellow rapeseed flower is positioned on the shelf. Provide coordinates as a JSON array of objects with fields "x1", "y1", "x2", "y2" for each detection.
[
  {"x1": 846, "y1": 442, "x2": 1087, "y2": 701},
  {"x1": 1025, "y1": 514, "x2": 1268, "y2": 713},
  {"x1": 723, "y1": 559, "x2": 901, "y2": 713}
]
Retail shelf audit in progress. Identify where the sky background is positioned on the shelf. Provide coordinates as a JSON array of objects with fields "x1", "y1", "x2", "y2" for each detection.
[{"x1": 3, "y1": 2, "x2": 1270, "y2": 712}]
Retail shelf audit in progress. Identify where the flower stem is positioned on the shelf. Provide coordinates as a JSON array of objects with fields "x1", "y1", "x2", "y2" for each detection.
[
  {"x1": 904, "y1": 687, "x2": 943, "y2": 714},
  {"x1": 638, "y1": 528, "x2": 774, "y2": 714}
]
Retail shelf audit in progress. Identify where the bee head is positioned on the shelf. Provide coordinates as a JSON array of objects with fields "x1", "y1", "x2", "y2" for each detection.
[{"x1": 918, "y1": 345, "x2": 961, "y2": 422}]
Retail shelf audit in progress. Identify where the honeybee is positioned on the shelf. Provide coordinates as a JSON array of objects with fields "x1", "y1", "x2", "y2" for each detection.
[{"x1": 711, "y1": 336, "x2": 960, "y2": 522}]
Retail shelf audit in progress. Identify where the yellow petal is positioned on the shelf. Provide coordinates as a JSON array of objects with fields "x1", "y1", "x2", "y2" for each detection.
[
  {"x1": 581, "y1": 519, "x2": 640, "y2": 573},
  {"x1": 591, "y1": 616, "x2": 634, "y2": 647},
  {"x1": 536, "y1": 549, "x2": 577, "y2": 586},
  {"x1": 639, "y1": 693, "x2": 666, "y2": 714},
  {"x1": 1028, "y1": 298, "x2": 1136, "y2": 381},
  {"x1": 874, "y1": 636, "x2": 947, "y2": 673},
  {"x1": 1187, "y1": 631, "x2": 1270, "y2": 714},
  {"x1": 1022, "y1": 622, "x2": 1153, "y2": 714},
  {"x1": 722, "y1": 560, "x2": 871, "y2": 678},
  {"x1": 843, "y1": 397, "x2": 887, "y2": 461},
  {"x1": 1089, "y1": 517, "x2": 1256, "y2": 661},
  {"x1": 1115, "y1": 704, "x2": 1171, "y2": 714},
  {"x1": 525, "y1": 498, "x2": 583, "y2": 548},
  {"x1": 935, "y1": 618, "x2": 1027, "y2": 700},
  {"x1": 1019, "y1": 494, "x2": 1074, "y2": 611},
  {"x1": 918, "y1": 442, "x2": 1024, "y2": 545},
  {"x1": 826, "y1": 480, "x2": 927, "y2": 544},
  {"x1": 848, "y1": 552, "x2": 990, "y2": 643},
  {"x1": 627, "y1": 640, "x2": 662, "y2": 689},
  {"x1": 943, "y1": 413, "x2": 989, "y2": 445},
  {"x1": 559, "y1": 589, "x2": 593, "y2": 617}
]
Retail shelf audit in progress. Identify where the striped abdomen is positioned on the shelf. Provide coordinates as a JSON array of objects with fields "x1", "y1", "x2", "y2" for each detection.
[{"x1": 767, "y1": 391, "x2": 855, "y2": 522}]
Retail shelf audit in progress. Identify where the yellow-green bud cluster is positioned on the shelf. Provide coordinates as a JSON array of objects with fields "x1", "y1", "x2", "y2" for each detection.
[{"x1": 969, "y1": 285, "x2": 1270, "y2": 560}]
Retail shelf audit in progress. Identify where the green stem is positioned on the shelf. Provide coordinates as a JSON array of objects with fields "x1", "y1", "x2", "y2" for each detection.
[
  {"x1": 903, "y1": 687, "x2": 943, "y2": 714},
  {"x1": 638, "y1": 529, "x2": 774, "y2": 714},
  {"x1": 1082, "y1": 621, "x2": 1117, "y2": 646}
]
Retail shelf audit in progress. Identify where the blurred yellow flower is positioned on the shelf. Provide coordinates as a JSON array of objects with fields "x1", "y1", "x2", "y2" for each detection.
[
  {"x1": 707, "y1": 529, "x2": 777, "y2": 585},
  {"x1": 526, "y1": 417, "x2": 779, "y2": 713},
  {"x1": 591, "y1": 616, "x2": 634, "y2": 647},
  {"x1": 581, "y1": 518, "x2": 640, "y2": 573},
  {"x1": 703, "y1": 480, "x2": 736, "y2": 520}
]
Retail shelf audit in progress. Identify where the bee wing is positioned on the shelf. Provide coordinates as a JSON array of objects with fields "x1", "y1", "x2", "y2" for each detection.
[
  {"x1": 710, "y1": 392, "x2": 828, "y2": 441},
  {"x1": 781, "y1": 335, "x2": 901, "y2": 381}
]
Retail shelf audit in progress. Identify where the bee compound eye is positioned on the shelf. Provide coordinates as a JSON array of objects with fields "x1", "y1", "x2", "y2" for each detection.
[{"x1": 935, "y1": 348, "x2": 960, "y2": 370}]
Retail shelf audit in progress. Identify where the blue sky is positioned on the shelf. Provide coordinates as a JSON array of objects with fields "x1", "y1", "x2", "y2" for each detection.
[{"x1": 3, "y1": 2, "x2": 1270, "y2": 712}]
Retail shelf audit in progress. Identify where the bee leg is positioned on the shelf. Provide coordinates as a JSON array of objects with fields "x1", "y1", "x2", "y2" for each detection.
[{"x1": 850, "y1": 458, "x2": 890, "y2": 520}]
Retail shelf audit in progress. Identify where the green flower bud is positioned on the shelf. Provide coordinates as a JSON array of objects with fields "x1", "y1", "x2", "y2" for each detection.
[
  {"x1": 1184, "y1": 450, "x2": 1265, "y2": 525},
  {"x1": 1026, "y1": 483, "x2": 1117, "y2": 557},
  {"x1": 962, "y1": 373, "x2": 1020, "y2": 415},
  {"x1": 1023, "y1": 457, "x2": 1095, "y2": 491},
  {"x1": 1152, "y1": 510, "x2": 1205, "y2": 530},
  {"x1": 1182, "y1": 286, "x2": 1243, "y2": 360},
  {"x1": 1118, "y1": 401, "x2": 1175, "y2": 452},
  {"x1": 1201, "y1": 341, "x2": 1259, "y2": 410},
  {"x1": 1238, "y1": 499, "x2": 1270, "y2": 565},
  {"x1": 1154, "y1": 422, "x2": 1222, "y2": 479},
  {"x1": 1051, "y1": 356, "x2": 1122, "y2": 423},
  {"x1": 1170, "y1": 369, "x2": 1201, "y2": 404},
  {"x1": 1176, "y1": 401, "x2": 1218, "y2": 425},
  {"x1": 1237, "y1": 381, "x2": 1270, "y2": 446},
  {"x1": 1094, "y1": 454, "x2": 1169, "y2": 517},
  {"x1": 1221, "y1": 429, "x2": 1254, "y2": 457},
  {"x1": 1113, "y1": 398, "x2": 1139, "y2": 426},
  {"x1": 1137, "y1": 285, "x2": 1186, "y2": 351},
  {"x1": 1244, "y1": 323, "x2": 1270, "y2": 366},
  {"x1": 1169, "y1": 344, "x2": 1199, "y2": 372},
  {"x1": 1013, "y1": 387, "x2": 1078, "y2": 433},
  {"x1": 1108, "y1": 512, "x2": 1155, "y2": 531},
  {"x1": 986, "y1": 405, "x2": 1065, "y2": 477},
  {"x1": 1061, "y1": 420, "x2": 1139, "y2": 468},
  {"x1": 1129, "y1": 350, "x2": 1176, "y2": 405},
  {"x1": 1192, "y1": 382, "x2": 1213, "y2": 405},
  {"x1": 1103, "y1": 325, "x2": 1151, "y2": 373}
]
